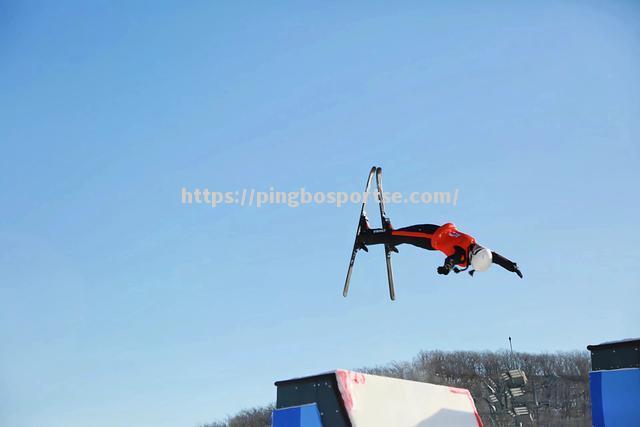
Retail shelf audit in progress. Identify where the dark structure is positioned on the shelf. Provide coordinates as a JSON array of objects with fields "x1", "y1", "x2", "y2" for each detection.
[
  {"x1": 274, "y1": 373, "x2": 351, "y2": 427},
  {"x1": 587, "y1": 338, "x2": 640, "y2": 371}
]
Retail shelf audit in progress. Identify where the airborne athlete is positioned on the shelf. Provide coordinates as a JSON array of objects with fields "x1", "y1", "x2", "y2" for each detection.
[
  {"x1": 343, "y1": 167, "x2": 523, "y2": 301},
  {"x1": 358, "y1": 220, "x2": 523, "y2": 278}
]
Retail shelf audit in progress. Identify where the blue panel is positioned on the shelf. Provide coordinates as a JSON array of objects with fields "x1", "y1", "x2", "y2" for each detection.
[
  {"x1": 273, "y1": 406, "x2": 301, "y2": 426},
  {"x1": 590, "y1": 372, "x2": 605, "y2": 427},
  {"x1": 590, "y1": 368, "x2": 640, "y2": 427},
  {"x1": 272, "y1": 404, "x2": 323, "y2": 427},
  {"x1": 299, "y1": 403, "x2": 323, "y2": 426}
]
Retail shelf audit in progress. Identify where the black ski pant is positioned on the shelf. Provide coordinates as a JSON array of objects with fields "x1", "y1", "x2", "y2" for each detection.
[{"x1": 359, "y1": 224, "x2": 439, "y2": 250}]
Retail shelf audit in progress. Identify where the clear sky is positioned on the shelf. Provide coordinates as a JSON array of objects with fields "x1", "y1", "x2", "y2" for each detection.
[{"x1": 1, "y1": 1, "x2": 639, "y2": 426}]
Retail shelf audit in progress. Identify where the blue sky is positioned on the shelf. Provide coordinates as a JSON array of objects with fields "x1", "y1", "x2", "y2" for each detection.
[{"x1": 1, "y1": 1, "x2": 639, "y2": 426}]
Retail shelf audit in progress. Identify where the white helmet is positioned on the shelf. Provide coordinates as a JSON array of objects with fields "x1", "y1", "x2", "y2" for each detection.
[{"x1": 470, "y1": 245, "x2": 492, "y2": 272}]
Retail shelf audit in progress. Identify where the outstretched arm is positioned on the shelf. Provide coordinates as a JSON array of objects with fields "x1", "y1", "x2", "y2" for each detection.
[{"x1": 492, "y1": 251, "x2": 523, "y2": 278}]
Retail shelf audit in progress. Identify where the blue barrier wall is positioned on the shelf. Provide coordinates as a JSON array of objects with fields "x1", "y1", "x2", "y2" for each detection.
[
  {"x1": 272, "y1": 403, "x2": 323, "y2": 427},
  {"x1": 590, "y1": 368, "x2": 640, "y2": 427}
]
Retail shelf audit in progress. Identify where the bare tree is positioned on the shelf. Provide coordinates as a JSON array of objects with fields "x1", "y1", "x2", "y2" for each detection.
[{"x1": 203, "y1": 404, "x2": 275, "y2": 427}]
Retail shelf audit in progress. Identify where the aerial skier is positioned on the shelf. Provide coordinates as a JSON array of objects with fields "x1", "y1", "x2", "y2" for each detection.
[
  {"x1": 357, "y1": 221, "x2": 523, "y2": 278},
  {"x1": 343, "y1": 166, "x2": 523, "y2": 301}
]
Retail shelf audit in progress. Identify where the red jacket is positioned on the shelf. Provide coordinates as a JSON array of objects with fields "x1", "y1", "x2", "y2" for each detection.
[{"x1": 431, "y1": 223, "x2": 475, "y2": 266}]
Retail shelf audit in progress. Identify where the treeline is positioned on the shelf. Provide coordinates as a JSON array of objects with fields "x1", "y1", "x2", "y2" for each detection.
[{"x1": 204, "y1": 349, "x2": 591, "y2": 426}]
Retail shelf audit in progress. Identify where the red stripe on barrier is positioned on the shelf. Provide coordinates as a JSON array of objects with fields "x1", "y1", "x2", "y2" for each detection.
[{"x1": 449, "y1": 387, "x2": 483, "y2": 427}]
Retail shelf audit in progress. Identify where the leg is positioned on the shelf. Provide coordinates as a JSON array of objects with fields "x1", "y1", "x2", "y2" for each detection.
[
  {"x1": 390, "y1": 224, "x2": 439, "y2": 250},
  {"x1": 360, "y1": 224, "x2": 440, "y2": 250},
  {"x1": 358, "y1": 227, "x2": 392, "y2": 246}
]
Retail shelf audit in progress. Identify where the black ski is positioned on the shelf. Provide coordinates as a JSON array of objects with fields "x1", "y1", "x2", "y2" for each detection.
[
  {"x1": 376, "y1": 167, "x2": 396, "y2": 301},
  {"x1": 343, "y1": 166, "x2": 376, "y2": 298}
]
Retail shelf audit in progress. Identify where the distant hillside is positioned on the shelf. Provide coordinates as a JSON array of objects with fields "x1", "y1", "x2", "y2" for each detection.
[{"x1": 204, "y1": 349, "x2": 591, "y2": 427}]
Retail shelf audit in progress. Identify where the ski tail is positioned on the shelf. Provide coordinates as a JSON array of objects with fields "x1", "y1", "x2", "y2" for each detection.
[
  {"x1": 376, "y1": 167, "x2": 396, "y2": 301},
  {"x1": 343, "y1": 166, "x2": 376, "y2": 298},
  {"x1": 385, "y1": 249, "x2": 395, "y2": 300}
]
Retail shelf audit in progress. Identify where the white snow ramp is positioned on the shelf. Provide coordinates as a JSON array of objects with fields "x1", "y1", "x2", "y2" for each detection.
[{"x1": 335, "y1": 370, "x2": 482, "y2": 427}]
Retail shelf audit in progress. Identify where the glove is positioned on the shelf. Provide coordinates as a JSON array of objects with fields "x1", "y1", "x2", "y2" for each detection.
[
  {"x1": 437, "y1": 266, "x2": 450, "y2": 275},
  {"x1": 515, "y1": 266, "x2": 523, "y2": 279}
]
